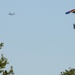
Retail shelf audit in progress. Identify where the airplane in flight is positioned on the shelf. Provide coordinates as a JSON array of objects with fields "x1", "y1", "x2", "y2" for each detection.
[{"x1": 8, "y1": 12, "x2": 15, "y2": 16}]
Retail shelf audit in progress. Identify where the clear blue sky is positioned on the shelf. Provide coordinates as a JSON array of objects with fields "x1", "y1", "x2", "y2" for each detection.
[{"x1": 0, "y1": 0, "x2": 75, "y2": 75}]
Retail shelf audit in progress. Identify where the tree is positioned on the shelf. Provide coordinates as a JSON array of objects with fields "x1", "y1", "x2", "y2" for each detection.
[
  {"x1": 60, "y1": 67, "x2": 75, "y2": 75},
  {"x1": 0, "y1": 42, "x2": 14, "y2": 75}
]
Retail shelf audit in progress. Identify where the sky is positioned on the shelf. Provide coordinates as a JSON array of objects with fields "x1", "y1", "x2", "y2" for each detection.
[{"x1": 0, "y1": 0, "x2": 75, "y2": 75}]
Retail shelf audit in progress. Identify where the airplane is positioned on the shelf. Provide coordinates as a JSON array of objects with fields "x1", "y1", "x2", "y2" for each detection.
[{"x1": 8, "y1": 12, "x2": 15, "y2": 16}]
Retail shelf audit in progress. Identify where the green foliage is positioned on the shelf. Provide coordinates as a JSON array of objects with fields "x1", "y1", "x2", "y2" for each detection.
[
  {"x1": 0, "y1": 43, "x2": 14, "y2": 75},
  {"x1": 0, "y1": 43, "x2": 4, "y2": 49},
  {"x1": 60, "y1": 67, "x2": 75, "y2": 75}
]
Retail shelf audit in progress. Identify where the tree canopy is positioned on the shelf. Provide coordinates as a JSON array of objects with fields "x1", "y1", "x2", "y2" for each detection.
[
  {"x1": 0, "y1": 42, "x2": 14, "y2": 75},
  {"x1": 60, "y1": 67, "x2": 75, "y2": 75}
]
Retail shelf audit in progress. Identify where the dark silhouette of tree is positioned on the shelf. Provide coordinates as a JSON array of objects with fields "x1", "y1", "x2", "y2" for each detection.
[
  {"x1": 60, "y1": 67, "x2": 75, "y2": 75},
  {"x1": 0, "y1": 42, "x2": 14, "y2": 75}
]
